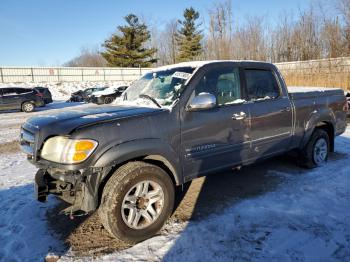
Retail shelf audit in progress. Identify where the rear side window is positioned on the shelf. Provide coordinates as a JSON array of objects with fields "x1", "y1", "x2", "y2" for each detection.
[
  {"x1": 16, "y1": 88, "x2": 32, "y2": 94},
  {"x1": 2, "y1": 88, "x2": 17, "y2": 96},
  {"x1": 244, "y1": 69, "x2": 280, "y2": 101}
]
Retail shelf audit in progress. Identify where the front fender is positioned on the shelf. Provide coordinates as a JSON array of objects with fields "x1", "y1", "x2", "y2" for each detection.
[{"x1": 93, "y1": 138, "x2": 182, "y2": 185}]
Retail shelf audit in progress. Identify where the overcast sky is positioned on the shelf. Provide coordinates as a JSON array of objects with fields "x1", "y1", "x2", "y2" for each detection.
[{"x1": 0, "y1": 0, "x2": 314, "y2": 66}]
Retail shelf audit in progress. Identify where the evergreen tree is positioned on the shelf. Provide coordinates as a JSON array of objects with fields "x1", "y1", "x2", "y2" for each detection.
[
  {"x1": 101, "y1": 14, "x2": 157, "y2": 67},
  {"x1": 176, "y1": 7, "x2": 203, "y2": 62}
]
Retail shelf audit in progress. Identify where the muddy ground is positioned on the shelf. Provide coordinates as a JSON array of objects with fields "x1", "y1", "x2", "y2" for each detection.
[
  {"x1": 0, "y1": 140, "x2": 20, "y2": 155},
  {"x1": 46, "y1": 154, "x2": 301, "y2": 257}
]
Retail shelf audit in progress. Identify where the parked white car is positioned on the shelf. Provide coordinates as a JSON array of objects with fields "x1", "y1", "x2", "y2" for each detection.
[{"x1": 90, "y1": 85, "x2": 128, "y2": 104}]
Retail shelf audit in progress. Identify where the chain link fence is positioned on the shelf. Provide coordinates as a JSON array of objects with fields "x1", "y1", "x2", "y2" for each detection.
[
  {"x1": 0, "y1": 67, "x2": 151, "y2": 83},
  {"x1": 1, "y1": 58, "x2": 350, "y2": 90}
]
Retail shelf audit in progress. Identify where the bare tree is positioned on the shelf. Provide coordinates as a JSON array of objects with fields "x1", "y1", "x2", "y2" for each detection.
[
  {"x1": 270, "y1": 12, "x2": 295, "y2": 62},
  {"x1": 64, "y1": 47, "x2": 107, "y2": 67},
  {"x1": 233, "y1": 16, "x2": 268, "y2": 61},
  {"x1": 337, "y1": 0, "x2": 350, "y2": 55},
  {"x1": 320, "y1": 17, "x2": 343, "y2": 58},
  {"x1": 158, "y1": 20, "x2": 179, "y2": 65},
  {"x1": 206, "y1": 0, "x2": 233, "y2": 59}
]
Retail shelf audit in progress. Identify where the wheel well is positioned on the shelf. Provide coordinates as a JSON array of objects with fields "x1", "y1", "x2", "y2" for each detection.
[
  {"x1": 315, "y1": 121, "x2": 334, "y2": 152},
  {"x1": 97, "y1": 155, "x2": 178, "y2": 207}
]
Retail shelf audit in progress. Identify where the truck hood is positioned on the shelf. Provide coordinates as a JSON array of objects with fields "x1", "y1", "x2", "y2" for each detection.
[{"x1": 23, "y1": 105, "x2": 166, "y2": 137}]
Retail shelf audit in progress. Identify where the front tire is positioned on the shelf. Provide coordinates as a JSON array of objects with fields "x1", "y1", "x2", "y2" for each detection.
[
  {"x1": 21, "y1": 102, "x2": 35, "y2": 112},
  {"x1": 98, "y1": 161, "x2": 174, "y2": 244},
  {"x1": 300, "y1": 129, "x2": 329, "y2": 168}
]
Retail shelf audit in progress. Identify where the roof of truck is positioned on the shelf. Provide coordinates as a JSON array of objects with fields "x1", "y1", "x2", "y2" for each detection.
[{"x1": 154, "y1": 60, "x2": 271, "y2": 71}]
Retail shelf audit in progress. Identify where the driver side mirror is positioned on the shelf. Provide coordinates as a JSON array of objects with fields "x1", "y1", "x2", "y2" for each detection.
[{"x1": 187, "y1": 92, "x2": 217, "y2": 111}]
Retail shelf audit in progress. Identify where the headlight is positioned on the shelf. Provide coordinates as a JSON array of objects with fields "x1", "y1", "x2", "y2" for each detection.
[{"x1": 41, "y1": 136, "x2": 98, "y2": 164}]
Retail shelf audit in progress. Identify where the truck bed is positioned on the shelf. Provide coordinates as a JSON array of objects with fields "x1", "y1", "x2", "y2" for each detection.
[{"x1": 288, "y1": 86, "x2": 344, "y2": 99}]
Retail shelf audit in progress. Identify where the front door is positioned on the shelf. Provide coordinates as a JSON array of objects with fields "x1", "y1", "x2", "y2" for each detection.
[
  {"x1": 180, "y1": 64, "x2": 250, "y2": 181},
  {"x1": 243, "y1": 68, "x2": 293, "y2": 160},
  {"x1": 0, "y1": 88, "x2": 19, "y2": 110}
]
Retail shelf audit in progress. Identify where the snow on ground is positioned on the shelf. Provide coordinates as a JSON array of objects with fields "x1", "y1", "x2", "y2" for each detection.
[
  {"x1": 64, "y1": 129, "x2": 350, "y2": 262},
  {"x1": 0, "y1": 153, "x2": 64, "y2": 262},
  {"x1": 0, "y1": 81, "x2": 128, "y2": 101},
  {"x1": 0, "y1": 105, "x2": 350, "y2": 261}
]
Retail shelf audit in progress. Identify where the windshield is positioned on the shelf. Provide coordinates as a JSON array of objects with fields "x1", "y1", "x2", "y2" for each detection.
[{"x1": 122, "y1": 67, "x2": 195, "y2": 107}]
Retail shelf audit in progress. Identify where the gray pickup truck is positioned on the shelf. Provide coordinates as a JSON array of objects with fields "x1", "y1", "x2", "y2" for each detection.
[{"x1": 20, "y1": 61, "x2": 347, "y2": 243}]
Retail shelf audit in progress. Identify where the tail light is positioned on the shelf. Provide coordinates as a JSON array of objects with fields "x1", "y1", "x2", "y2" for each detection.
[{"x1": 36, "y1": 92, "x2": 43, "y2": 97}]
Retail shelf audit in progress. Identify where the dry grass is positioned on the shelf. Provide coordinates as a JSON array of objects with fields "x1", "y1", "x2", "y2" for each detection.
[
  {"x1": 277, "y1": 58, "x2": 350, "y2": 90},
  {"x1": 0, "y1": 140, "x2": 20, "y2": 155},
  {"x1": 282, "y1": 72, "x2": 350, "y2": 90}
]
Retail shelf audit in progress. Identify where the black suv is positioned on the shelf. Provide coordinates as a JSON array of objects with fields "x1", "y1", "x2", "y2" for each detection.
[
  {"x1": 34, "y1": 87, "x2": 53, "y2": 104},
  {"x1": 0, "y1": 87, "x2": 45, "y2": 112}
]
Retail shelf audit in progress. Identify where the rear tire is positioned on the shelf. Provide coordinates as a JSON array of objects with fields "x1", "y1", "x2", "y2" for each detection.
[
  {"x1": 104, "y1": 97, "x2": 113, "y2": 104},
  {"x1": 21, "y1": 102, "x2": 35, "y2": 113},
  {"x1": 300, "y1": 129, "x2": 329, "y2": 168},
  {"x1": 98, "y1": 161, "x2": 174, "y2": 244}
]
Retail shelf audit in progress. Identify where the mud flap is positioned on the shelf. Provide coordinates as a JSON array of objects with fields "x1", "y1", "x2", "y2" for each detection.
[{"x1": 34, "y1": 169, "x2": 49, "y2": 202}]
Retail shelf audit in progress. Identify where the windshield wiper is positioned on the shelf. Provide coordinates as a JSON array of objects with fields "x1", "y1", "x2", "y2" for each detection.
[{"x1": 139, "y1": 94, "x2": 162, "y2": 108}]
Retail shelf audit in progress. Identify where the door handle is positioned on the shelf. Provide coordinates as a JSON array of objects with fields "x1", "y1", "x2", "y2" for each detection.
[
  {"x1": 280, "y1": 107, "x2": 291, "y2": 112},
  {"x1": 232, "y1": 112, "x2": 247, "y2": 120}
]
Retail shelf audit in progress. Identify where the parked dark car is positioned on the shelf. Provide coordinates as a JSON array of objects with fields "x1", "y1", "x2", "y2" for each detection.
[
  {"x1": 90, "y1": 85, "x2": 128, "y2": 104},
  {"x1": 0, "y1": 87, "x2": 45, "y2": 112},
  {"x1": 21, "y1": 61, "x2": 347, "y2": 243},
  {"x1": 345, "y1": 92, "x2": 350, "y2": 113},
  {"x1": 67, "y1": 87, "x2": 107, "y2": 102},
  {"x1": 34, "y1": 87, "x2": 53, "y2": 104}
]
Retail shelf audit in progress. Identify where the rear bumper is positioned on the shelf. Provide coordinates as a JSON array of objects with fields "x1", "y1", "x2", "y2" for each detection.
[
  {"x1": 44, "y1": 97, "x2": 53, "y2": 104},
  {"x1": 35, "y1": 100, "x2": 45, "y2": 107}
]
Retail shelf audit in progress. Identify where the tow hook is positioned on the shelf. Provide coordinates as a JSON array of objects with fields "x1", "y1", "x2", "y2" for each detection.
[{"x1": 60, "y1": 206, "x2": 89, "y2": 219}]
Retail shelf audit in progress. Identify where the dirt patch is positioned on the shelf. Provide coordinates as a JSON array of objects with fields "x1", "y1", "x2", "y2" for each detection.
[
  {"x1": 0, "y1": 140, "x2": 20, "y2": 155},
  {"x1": 46, "y1": 155, "x2": 297, "y2": 258}
]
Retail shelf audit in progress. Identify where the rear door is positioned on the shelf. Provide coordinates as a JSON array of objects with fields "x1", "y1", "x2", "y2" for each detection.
[
  {"x1": 180, "y1": 63, "x2": 250, "y2": 180},
  {"x1": 243, "y1": 68, "x2": 293, "y2": 160}
]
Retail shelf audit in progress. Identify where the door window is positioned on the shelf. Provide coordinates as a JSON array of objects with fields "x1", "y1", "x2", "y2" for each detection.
[
  {"x1": 15, "y1": 88, "x2": 32, "y2": 94},
  {"x1": 195, "y1": 66, "x2": 242, "y2": 106},
  {"x1": 244, "y1": 69, "x2": 280, "y2": 101},
  {"x1": 2, "y1": 88, "x2": 17, "y2": 96}
]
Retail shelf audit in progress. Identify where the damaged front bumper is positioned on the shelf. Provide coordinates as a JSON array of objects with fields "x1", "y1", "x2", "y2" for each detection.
[{"x1": 34, "y1": 167, "x2": 107, "y2": 216}]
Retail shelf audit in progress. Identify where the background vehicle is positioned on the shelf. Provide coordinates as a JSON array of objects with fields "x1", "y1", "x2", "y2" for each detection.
[
  {"x1": 20, "y1": 61, "x2": 347, "y2": 243},
  {"x1": 1, "y1": 87, "x2": 44, "y2": 112},
  {"x1": 67, "y1": 87, "x2": 107, "y2": 102},
  {"x1": 90, "y1": 85, "x2": 128, "y2": 104},
  {"x1": 34, "y1": 87, "x2": 53, "y2": 104}
]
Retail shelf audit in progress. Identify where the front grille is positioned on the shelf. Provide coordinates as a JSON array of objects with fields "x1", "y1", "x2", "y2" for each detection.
[{"x1": 20, "y1": 127, "x2": 36, "y2": 158}]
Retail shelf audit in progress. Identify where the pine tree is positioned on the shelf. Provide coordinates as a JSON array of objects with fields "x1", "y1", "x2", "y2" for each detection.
[
  {"x1": 101, "y1": 14, "x2": 157, "y2": 67},
  {"x1": 176, "y1": 7, "x2": 203, "y2": 62}
]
